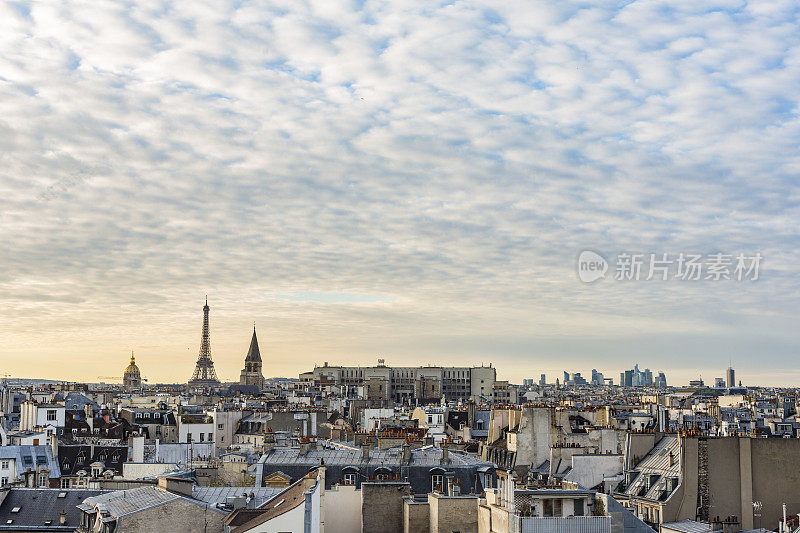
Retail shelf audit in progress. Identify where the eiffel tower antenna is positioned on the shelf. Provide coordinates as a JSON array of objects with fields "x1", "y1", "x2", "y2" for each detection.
[{"x1": 188, "y1": 297, "x2": 220, "y2": 388}]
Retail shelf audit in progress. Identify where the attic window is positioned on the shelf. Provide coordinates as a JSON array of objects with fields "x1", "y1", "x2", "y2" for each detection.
[
  {"x1": 58, "y1": 492, "x2": 67, "y2": 498},
  {"x1": 273, "y1": 499, "x2": 285, "y2": 508},
  {"x1": 6, "y1": 520, "x2": 12, "y2": 525},
  {"x1": 44, "y1": 520, "x2": 52, "y2": 525},
  {"x1": 11, "y1": 507, "x2": 20, "y2": 513}
]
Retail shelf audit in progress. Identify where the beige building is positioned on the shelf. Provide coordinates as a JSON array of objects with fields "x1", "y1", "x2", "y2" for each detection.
[
  {"x1": 309, "y1": 361, "x2": 496, "y2": 403},
  {"x1": 617, "y1": 435, "x2": 800, "y2": 530}
]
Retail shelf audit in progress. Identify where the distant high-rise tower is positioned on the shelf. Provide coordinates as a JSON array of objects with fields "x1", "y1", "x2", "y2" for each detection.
[
  {"x1": 239, "y1": 326, "x2": 265, "y2": 389},
  {"x1": 726, "y1": 367, "x2": 735, "y2": 388},
  {"x1": 188, "y1": 297, "x2": 221, "y2": 388}
]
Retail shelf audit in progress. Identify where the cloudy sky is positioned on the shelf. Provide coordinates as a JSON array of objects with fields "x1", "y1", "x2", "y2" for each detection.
[{"x1": 1, "y1": 0, "x2": 799, "y2": 385}]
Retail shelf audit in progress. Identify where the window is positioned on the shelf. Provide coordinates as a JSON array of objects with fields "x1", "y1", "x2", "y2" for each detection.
[
  {"x1": 343, "y1": 473, "x2": 356, "y2": 485},
  {"x1": 39, "y1": 474, "x2": 48, "y2": 487},
  {"x1": 1, "y1": 461, "x2": 8, "y2": 469},
  {"x1": 199, "y1": 433, "x2": 205, "y2": 442},
  {"x1": 217, "y1": 424, "x2": 224, "y2": 430},
  {"x1": 432, "y1": 474, "x2": 444, "y2": 492},
  {"x1": 0, "y1": 478, "x2": 8, "y2": 486},
  {"x1": 187, "y1": 433, "x2": 192, "y2": 442},
  {"x1": 574, "y1": 499, "x2": 584, "y2": 516},
  {"x1": 553, "y1": 499, "x2": 562, "y2": 517},
  {"x1": 47, "y1": 410, "x2": 57, "y2": 421},
  {"x1": 543, "y1": 499, "x2": 553, "y2": 517}
]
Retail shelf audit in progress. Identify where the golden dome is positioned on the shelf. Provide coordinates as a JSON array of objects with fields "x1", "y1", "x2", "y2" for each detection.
[{"x1": 124, "y1": 352, "x2": 141, "y2": 382}]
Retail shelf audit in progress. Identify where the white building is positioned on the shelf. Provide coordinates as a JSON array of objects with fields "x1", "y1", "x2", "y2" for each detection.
[
  {"x1": 177, "y1": 412, "x2": 215, "y2": 444},
  {"x1": 19, "y1": 402, "x2": 65, "y2": 437}
]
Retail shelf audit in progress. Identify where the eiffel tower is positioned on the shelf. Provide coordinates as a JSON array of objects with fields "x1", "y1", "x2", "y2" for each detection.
[{"x1": 188, "y1": 297, "x2": 221, "y2": 388}]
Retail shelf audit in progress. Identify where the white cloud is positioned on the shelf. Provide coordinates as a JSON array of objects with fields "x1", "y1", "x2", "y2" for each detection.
[{"x1": 0, "y1": 0, "x2": 798, "y2": 384}]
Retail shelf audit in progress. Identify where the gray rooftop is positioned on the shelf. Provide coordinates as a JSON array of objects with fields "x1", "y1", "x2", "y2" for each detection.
[
  {"x1": 260, "y1": 442, "x2": 494, "y2": 468},
  {"x1": 623, "y1": 436, "x2": 680, "y2": 501},
  {"x1": 192, "y1": 486, "x2": 284, "y2": 508},
  {"x1": 0, "y1": 488, "x2": 105, "y2": 531},
  {"x1": 78, "y1": 486, "x2": 181, "y2": 517},
  {"x1": 661, "y1": 520, "x2": 715, "y2": 533},
  {"x1": 0, "y1": 445, "x2": 61, "y2": 479}
]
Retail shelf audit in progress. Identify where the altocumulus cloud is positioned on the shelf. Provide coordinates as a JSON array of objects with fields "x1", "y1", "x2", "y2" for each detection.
[{"x1": 0, "y1": 0, "x2": 799, "y2": 383}]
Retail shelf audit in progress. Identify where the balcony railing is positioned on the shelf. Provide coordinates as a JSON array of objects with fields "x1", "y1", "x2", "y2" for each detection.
[{"x1": 512, "y1": 515, "x2": 612, "y2": 533}]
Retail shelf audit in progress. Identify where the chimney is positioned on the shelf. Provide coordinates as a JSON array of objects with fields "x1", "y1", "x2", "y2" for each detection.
[
  {"x1": 131, "y1": 435, "x2": 145, "y2": 463},
  {"x1": 402, "y1": 443, "x2": 411, "y2": 463},
  {"x1": 361, "y1": 444, "x2": 370, "y2": 462},
  {"x1": 59, "y1": 510, "x2": 67, "y2": 525},
  {"x1": 467, "y1": 400, "x2": 476, "y2": 427},
  {"x1": 441, "y1": 446, "x2": 449, "y2": 464},
  {"x1": 299, "y1": 440, "x2": 315, "y2": 456},
  {"x1": 49, "y1": 433, "x2": 58, "y2": 457}
]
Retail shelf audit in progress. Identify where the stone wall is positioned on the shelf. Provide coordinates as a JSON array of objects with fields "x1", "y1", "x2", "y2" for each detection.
[
  {"x1": 428, "y1": 494, "x2": 478, "y2": 533},
  {"x1": 361, "y1": 482, "x2": 411, "y2": 533}
]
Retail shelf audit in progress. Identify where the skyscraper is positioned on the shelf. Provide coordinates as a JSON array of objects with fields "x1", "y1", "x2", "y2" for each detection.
[
  {"x1": 726, "y1": 367, "x2": 735, "y2": 388},
  {"x1": 188, "y1": 297, "x2": 221, "y2": 388}
]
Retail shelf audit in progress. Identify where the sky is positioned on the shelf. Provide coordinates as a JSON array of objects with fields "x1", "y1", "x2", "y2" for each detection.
[{"x1": 1, "y1": 0, "x2": 799, "y2": 386}]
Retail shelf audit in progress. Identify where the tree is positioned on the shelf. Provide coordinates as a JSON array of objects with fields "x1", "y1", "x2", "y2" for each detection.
[{"x1": 593, "y1": 498, "x2": 606, "y2": 517}]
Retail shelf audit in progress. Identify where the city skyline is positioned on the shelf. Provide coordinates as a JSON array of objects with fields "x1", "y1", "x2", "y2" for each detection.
[
  {"x1": 2, "y1": 2, "x2": 799, "y2": 385},
  {"x1": 1, "y1": 296, "x2": 757, "y2": 387}
]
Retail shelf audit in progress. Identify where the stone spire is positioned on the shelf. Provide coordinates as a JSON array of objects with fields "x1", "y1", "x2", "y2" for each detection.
[
  {"x1": 239, "y1": 325, "x2": 264, "y2": 389},
  {"x1": 245, "y1": 327, "x2": 261, "y2": 362}
]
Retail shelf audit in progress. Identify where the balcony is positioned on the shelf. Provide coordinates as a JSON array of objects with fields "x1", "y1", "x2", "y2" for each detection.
[{"x1": 512, "y1": 516, "x2": 612, "y2": 533}]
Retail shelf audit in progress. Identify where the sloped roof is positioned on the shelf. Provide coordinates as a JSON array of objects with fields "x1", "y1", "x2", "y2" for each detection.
[
  {"x1": 0, "y1": 488, "x2": 105, "y2": 531},
  {"x1": 57, "y1": 445, "x2": 127, "y2": 476},
  {"x1": 662, "y1": 520, "x2": 714, "y2": 533},
  {"x1": 623, "y1": 435, "x2": 680, "y2": 501},
  {"x1": 192, "y1": 486, "x2": 284, "y2": 508},
  {"x1": 0, "y1": 445, "x2": 61, "y2": 478},
  {"x1": 245, "y1": 329, "x2": 261, "y2": 362},
  {"x1": 226, "y1": 480, "x2": 309, "y2": 532},
  {"x1": 260, "y1": 442, "x2": 495, "y2": 468},
  {"x1": 78, "y1": 486, "x2": 223, "y2": 518}
]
